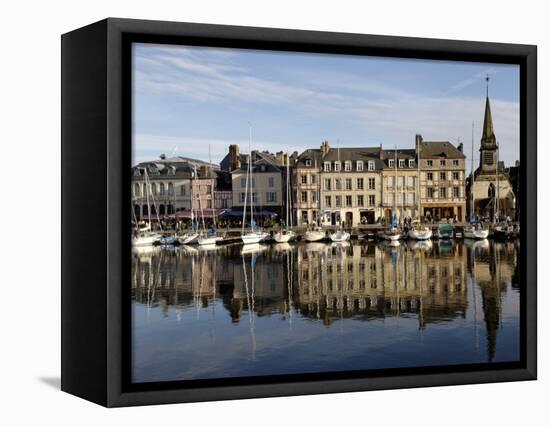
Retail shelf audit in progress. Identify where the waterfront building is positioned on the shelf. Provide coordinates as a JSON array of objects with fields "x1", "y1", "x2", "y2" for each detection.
[
  {"x1": 380, "y1": 146, "x2": 419, "y2": 223},
  {"x1": 131, "y1": 155, "x2": 219, "y2": 220},
  {"x1": 221, "y1": 145, "x2": 284, "y2": 218},
  {"x1": 293, "y1": 148, "x2": 323, "y2": 226},
  {"x1": 417, "y1": 135, "x2": 467, "y2": 222},
  {"x1": 316, "y1": 140, "x2": 384, "y2": 227},
  {"x1": 468, "y1": 90, "x2": 516, "y2": 221}
]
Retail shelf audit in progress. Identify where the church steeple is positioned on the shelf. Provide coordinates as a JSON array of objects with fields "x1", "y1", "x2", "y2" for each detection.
[{"x1": 481, "y1": 75, "x2": 497, "y2": 149}]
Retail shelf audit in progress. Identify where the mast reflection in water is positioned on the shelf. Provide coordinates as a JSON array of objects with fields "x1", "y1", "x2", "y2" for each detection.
[{"x1": 131, "y1": 239, "x2": 520, "y2": 383}]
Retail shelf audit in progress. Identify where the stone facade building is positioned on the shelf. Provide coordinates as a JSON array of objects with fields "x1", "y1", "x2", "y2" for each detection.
[
  {"x1": 416, "y1": 136, "x2": 467, "y2": 222},
  {"x1": 131, "y1": 156, "x2": 223, "y2": 220}
]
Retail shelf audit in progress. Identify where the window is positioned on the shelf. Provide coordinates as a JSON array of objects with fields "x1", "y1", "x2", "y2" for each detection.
[
  {"x1": 334, "y1": 161, "x2": 341, "y2": 171},
  {"x1": 168, "y1": 166, "x2": 176, "y2": 176},
  {"x1": 453, "y1": 187, "x2": 459, "y2": 198},
  {"x1": 239, "y1": 192, "x2": 246, "y2": 203},
  {"x1": 356, "y1": 160, "x2": 364, "y2": 171},
  {"x1": 168, "y1": 182, "x2": 174, "y2": 195},
  {"x1": 357, "y1": 178, "x2": 364, "y2": 190},
  {"x1": 399, "y1": 159, "x2": 405, "y2": 168},
  {"x1": 440, "y1": 187, "x2": 447, "y2": 198},
  {"x1": 357, "y1": 195, "x2": 364, "y2": 207},
  {"x1": 325, "y1": 178, "x2": 331, "y2": 191},
  {"x1": 335, "y1": 196, "x2": 342, "y2": 207},
  {"x1": 408, "y1": 192, "x2": 415, "y2": 205},
  {"x1": 241, "y1": 177, "x2": 246, "y2": 188},
  {"x1": 427, "y1": 187, "x2": 434, "y2": 198},
  {"x1": 452, "y1": 171, "x2": 460, "y2": 180},
  {"x1": 368, "y1": 195, "x2": 376, "y2": 206},
  {"x1": 134, "y1": 183, "x2": 140, "y2": 197},
  {"x1": 312, "y1": 191, "x2": 317, "y2": 203},
  {"x1": 344, "y1": 161, "x2": 352, "y2": 171},
  {"x1": 151, "y1": 183, "x2": 157, "y2": 195},
  {"x1": 409, "y1": 159, "x2": 415, "y2": 168},
  {"x1": 251, "y1": 178, "x2": 255, "y2": 188},
  {"x1": 345, "y1": 178, "x2": 352, "y2": 190},
  {"x1": 427, "y1": 172, "x2": 433, "y2": 181},
  {"x1": 268, "y1": 177, "x2": 275, "y2": 187},
  {"x1": 251, "y1": 193, "x2": 258, "y2": 202},
  {"x1": 368, "y1": 161, "x2": 375, "y2": 171},
  {"x1": 345, "y1": 195, "x2": 352, "y2": 207},
  {"x1": 267, "y1": 192, "x2": 277, "y2": 202},
  {"x1": 143, "y1": 183, "x2": 147, "y2": 196},
  {"x1": 325, "y1": 196, "x2": 332, "y2": 207},
  {"x1": 311, "y1": 175, "x2": 317, "y2": 184},
  {"x1": 301, "y1": 174, "x2": 307, "y2": 185},
  {"x1": 388, "y1": 176, "x2": 394, "y2": 188},
  {"x1": 453, "y1": 159, "x2": 459, "y2": 166},
  {"x1": 440, "y1": 172, "x2": 446, "y2": 181},
  {"x1": 160, "y1": 183, "x2": 165, "y2": 195},
  {"x1": 335, "y1": 178, "x2": 342, "y2": 190},
  {"x1": 427, "y1": 160, "x2": 433, "y2": 167},
  {"x1": 305, "y1": 159, "x2": 312, "y2": 166},
  {"x1": 388, "y1": 159, "x2": 395, "y2": 168},
  {"x1": 324, "y1": 162, "x2": 331, "y2": 171},
  {"x1": 440, "y1": 160, "x2": 446, "y2": 166},
  {"x1": 301, "y1": 191, "x2": 308, "y2": 203},
  {"x1": 368, "y1": 178, "x2": 376, "y2": 190},
  {"x1": 483, "y1": 151, "x2": 494, "y2": 165}
]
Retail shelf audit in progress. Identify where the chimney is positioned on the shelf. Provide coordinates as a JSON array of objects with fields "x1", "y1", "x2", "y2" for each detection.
[
  {"x1": 379, "y1": 144, "x2": 384, "y2": 160},
  {"x1": 276, "y1": 151, "x2": 284, "y2": 166},
  {"x1": 229, "y1": 144, "x2": 240, "y2": 170},
  {"x1": 415, "y1": 134, "x2": 423, "y2": 155},
  {"x1": 457, "y1": 142, "x2": 464, "y2": 153},
  {"x1": 159, "y1": 153, "x2": 166, "y2": 160},
  {"x1": 320, "y1": 140, "x2": 330, "y2": 156}
]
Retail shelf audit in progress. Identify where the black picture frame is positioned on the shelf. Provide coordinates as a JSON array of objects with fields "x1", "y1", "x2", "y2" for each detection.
[{"x1": 61, "y1": 17, "x2": 537, "y2": 407}]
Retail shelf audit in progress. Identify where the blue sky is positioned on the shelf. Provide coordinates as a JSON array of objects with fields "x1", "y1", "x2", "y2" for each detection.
[{"x1": 132, "y1": 43, "x2": 520, "y2": 174}]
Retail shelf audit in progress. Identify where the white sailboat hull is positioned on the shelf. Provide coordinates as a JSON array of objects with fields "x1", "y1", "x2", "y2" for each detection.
[
  {"x1": 273, "y1": 230, "x2": 295, "y2": 243},
  {"x1": 179, "y1": 233, "x2": 198, "y2": 245},
  {"x1": 132, "y1": 235, "x2": 159, "y2": 247},
  {"x1": 132, "y1": 234, "x2": 159, "y2": 247},
  {"x1": 464, "y1": 228, "x2": 489, "y2": 239},
  {"x1": 330, "y1": 230, "x2": 350, "y2": 242},
  {"x1": 408, "y1": 229, "x2": 433, "y2": 240},
  {"x1": 197, "y1": 236, "x2": 223, "y2": 245},
  {"x1": 304, "y1": 230, "x2": 325, "y2": 242},
  {"x1": 241, "y1": 232, "x2": 267, "y2": 245}
]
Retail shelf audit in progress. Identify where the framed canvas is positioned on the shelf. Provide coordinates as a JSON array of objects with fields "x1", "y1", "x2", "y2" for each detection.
[{"x1": 61, "y1": 18, "x2": 537, "y2": 407}]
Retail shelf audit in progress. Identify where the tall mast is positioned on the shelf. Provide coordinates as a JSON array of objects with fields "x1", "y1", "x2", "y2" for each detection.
[
  {"x1": 471, "y1": 122, "x2": 475, "y2": 222},
  {"x1": 286, "y1": 151, "x2": 290, "y2": 230},
  {"x1": 495, "y1": 141, "x2": 499, "y2": 222},
  {"x1": 416, "y1": 139, "x2": 421, "y2": 220},
  {"x1": 209, "y1": 144, "x2": 215, "y2": 227},
  {"x1": 249, "y1": 124, "x2": 254, "y2": 231},
  {"x1": 194, "y1": 164, "x2": 206, "y2": 232},
  {"x1": 144, "y1": 168, "x2": 151, "y2": 230},
  {"x1": 394, "y1": 146, "x2": 398, "y2": 224}
]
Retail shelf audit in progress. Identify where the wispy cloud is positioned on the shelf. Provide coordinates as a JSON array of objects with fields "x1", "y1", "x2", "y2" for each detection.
[{"x1": 133, "y1": 44, "x2": 520, "y2": 173}]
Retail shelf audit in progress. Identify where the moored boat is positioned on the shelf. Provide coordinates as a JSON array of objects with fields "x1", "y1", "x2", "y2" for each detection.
[
  {"x1": 464, "y1": 222, "x2": 489, "y2": 239},
  {"x1": 304, "y1": 225, "x2": 326, "y2": 242},
  {"x1": 437, "y1": 223, "x2": 454, "y2": 239},
  {"x1": 408, "y1": 223, "x2": 433, "y2": 240},
  {"x1": 330, "y1": 229, "x2": 350, "y2": 242}
]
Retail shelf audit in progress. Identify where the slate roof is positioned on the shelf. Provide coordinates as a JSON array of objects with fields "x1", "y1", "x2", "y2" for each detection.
[{"x1": 420, "y1": 141, "x2": 465, "y2": 159}]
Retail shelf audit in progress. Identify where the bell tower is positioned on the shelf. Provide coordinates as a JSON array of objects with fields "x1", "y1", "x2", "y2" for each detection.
[{"x1": 479, "y1": 75, "x2": 498, "y2": 175}]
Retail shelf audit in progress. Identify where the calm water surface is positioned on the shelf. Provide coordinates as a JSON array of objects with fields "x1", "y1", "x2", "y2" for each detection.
[{"x1": 131, "y1": 239, "x2": 520, "y2": 383}]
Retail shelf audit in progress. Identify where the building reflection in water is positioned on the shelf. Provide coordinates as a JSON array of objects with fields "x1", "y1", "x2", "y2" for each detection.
[{"x1": 132, "y1": 239, "x2": 519, "y2": 365}]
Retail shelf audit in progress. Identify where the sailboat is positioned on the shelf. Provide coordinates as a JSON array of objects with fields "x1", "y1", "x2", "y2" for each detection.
[
  {"x1": 330, "y1": 143, "x2": 350, "y2": 242},
  {"x1": 408, "y1": 145, "x2": 432, "y2": 240},
  {"x1": 384, "y1": 148, "x2": 404, "y2": 241},
  {"x1": 198, "y1": 146, "x2": 223, "y2": 246},
  {"x1": 241, "y1": 127, "x2": 269, "y2": 245},
  {"x1": 465, "y1": 123, "x2": 489, "y2": 240},
  {"x1": 274, "y1": 152, "x2": 296, "y2": 243},
  {"x1": 304, "y1": 160, "x2": 326, "y2": 242},
  {"x1": 132, "y1": 168, "x2": 161, "y2": 247}
]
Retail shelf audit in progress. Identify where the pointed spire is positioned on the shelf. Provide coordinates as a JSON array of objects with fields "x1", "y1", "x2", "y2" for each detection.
[{"x1": 481, "y1": 75, "x2": 497, "y2": 148}]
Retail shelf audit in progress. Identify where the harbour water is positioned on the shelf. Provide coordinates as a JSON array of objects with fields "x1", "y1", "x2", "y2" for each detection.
[{"x1": 131, "y1": 239, "x2": 520, "y2": 384}]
